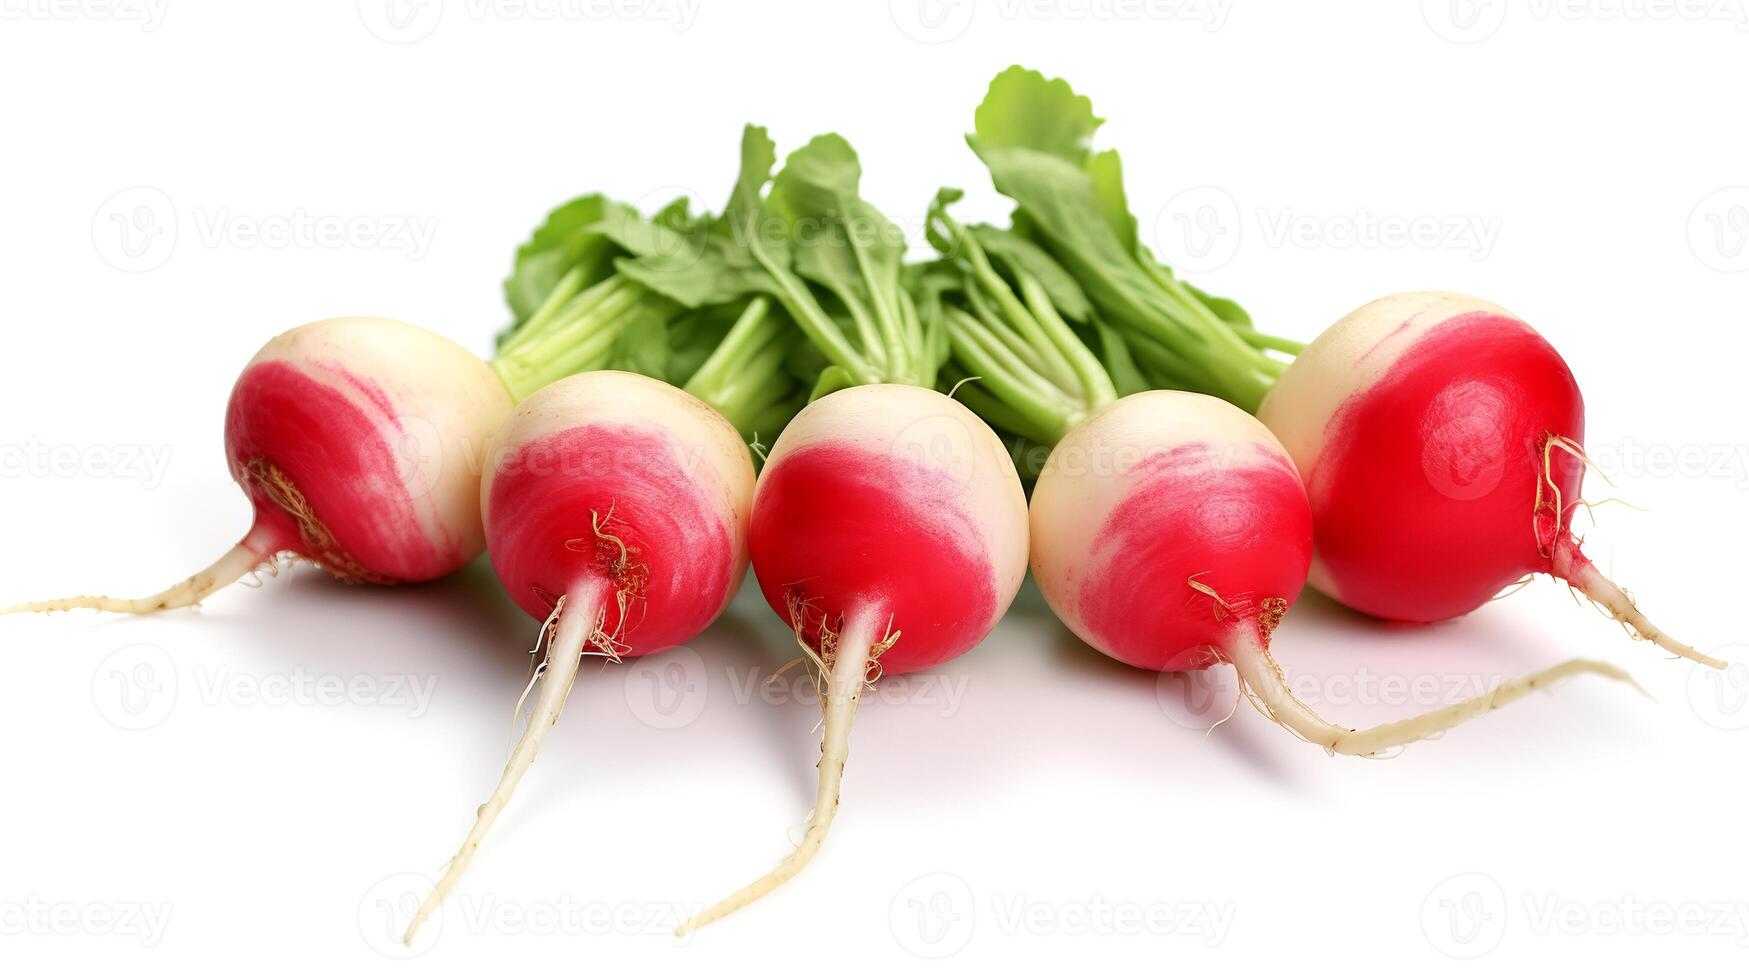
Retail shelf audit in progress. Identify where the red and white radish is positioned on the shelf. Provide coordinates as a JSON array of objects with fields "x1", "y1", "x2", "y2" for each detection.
[
  {"x1": 403, "y1": 370, "x2": 753, "y2": 942},
  {"x1": 1258, "y1": 292, "x2": 1723, "y2": 669},
  {"x1": 4, "y1": 317, "x2": 511, "y2": 614},
  {"x1": 679, "y1": 384, "x2": 1028, "y2": 932},
  {"x1": 1031, "y1": 389, "x2": 1632, "y2": 756}
]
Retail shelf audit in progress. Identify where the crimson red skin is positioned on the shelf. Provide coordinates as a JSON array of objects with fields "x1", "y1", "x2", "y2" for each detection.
[
  {"x1": 1076, "y1": 445, "x2": 1314, "y2": 671},
  {"x1": 1305, "y1": 313, "x2": 1587, "y2": 623},
  {"x1": 224, "y1": 360, "x2": 463, "y2": 582},
  {"x1": 748, "y1": 444, "x2": 998, "y2": 676},
  {"x1": 486, "y1": 425, "x2": 737, "y2": 656}
]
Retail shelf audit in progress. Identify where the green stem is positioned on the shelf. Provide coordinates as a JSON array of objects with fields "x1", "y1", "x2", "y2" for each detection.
[
  {"x1": 946, "y1": 309, "x2": 1081, "y2": 441},
  {"x1": 682, "y1": 297, "x2": 803, "y2": 440},
  {"x1": 948, "y1": 310, "x2": 1065, "y2": 406},
  {"x1": 713, "y1": 355, "x2": 791, "y2": 437},
  {"x1": 941, "y1": 368, "x2": 1060, "y2": 447},
  {"x1": 1232, "y1": 324, "x2": 1304, "y2": 356},
  {"x1": 964, "y1": 243, "x2": 1079, "y2": 396},
  {"x1": 749, "y1": 238, "x2": 880, "y2": 386},
  {"x1": 1138, "y1": 264, "x2": 1281, "y2": 406},
  {"x1": 490, "y1": 275, "x2": 655, "y2": 401},
  {"x1": 898, "y1": 288, "x2": 927, "y2": 377},
  {"x1": 849, "y1": 236, "x2": 909, "y2": 384},
  {"x1": 943, "y1": 212, "x2": 1082, "y2": 395},
  {"x1": 499, "y1": 275, "x2": 630, "y2": 359},
  {"x1": 501, "y1": 266, "x2": 585, "y2": 354},
  {"x1": 963, "y1": 282, "x2": 1051, "y2": 378},
  {"x1": 685, "y1": 298, "x2": 777, "y2": 397},
  {"x1": 1045, "y1": 244, "x2": 1271, "y2": 411},
  {"x1": 1120, "y1": 328, "x2": 1205, "y2": 394},
  {"x1": 1017, "y1": 272, "x2": 1116, "y2": 411}
]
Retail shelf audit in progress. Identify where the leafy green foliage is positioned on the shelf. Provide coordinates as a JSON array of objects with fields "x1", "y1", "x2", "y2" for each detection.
[
  {"x1": 967, "y1": 65, "x2": 1280, "y2": 411},
  {"x1": 488, "y1": 66, "x2": 1285, "y2": 450}
]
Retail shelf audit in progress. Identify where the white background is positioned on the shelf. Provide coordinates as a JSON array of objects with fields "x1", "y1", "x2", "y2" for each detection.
[{"x1": 2, "y1": 1, "x2": 1747, "y2": 975}]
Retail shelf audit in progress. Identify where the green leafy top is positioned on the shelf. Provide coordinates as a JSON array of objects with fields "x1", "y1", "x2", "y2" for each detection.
[
  {"x1": 760, "y1": 133, "x2": 934, "y2": 388},
  {"x1": 972, "y1": 67, "x2": 1102, "y2": 168},
  {"x1": 625, "y1": 126, "x2": 937, "y2": 391},
  {"x1": 502, "y1": 194, "x2": 691, "y2": 326},
  {"x1": 968, "y1": 65, "x2": 1283, "y2": 411},
  {"x1": 925, "y1": 187, "x2": 1116, "y2": 446}
]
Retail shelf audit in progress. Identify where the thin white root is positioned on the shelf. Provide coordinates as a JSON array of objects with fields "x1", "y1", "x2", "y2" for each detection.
[
  {"x1": 1225, "y1": 632, "x2": 1643, "y2": 758},
  {"x1": 0, "y1": 536, "x2": 272, "y2": 616},
  {"x1": 402, "y1": 581, "x2": 610, "y2": 946},
  {"x1": 675, "y1": 608, "x2": 879, "y2": 935},
  {"x1": 1557, "y1": 560, "x2": 1727, "y2": 670}
]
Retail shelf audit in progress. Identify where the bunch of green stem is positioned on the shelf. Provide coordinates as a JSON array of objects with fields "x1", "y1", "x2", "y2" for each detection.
[
  {"x1": 1110, "y1": 256, "x2": 1302, "y2": 408},
  {"x1": 490, "y1": 267, "x2": 671, "y2": 402},
  {"x1": 675, "y1": 296, "x2": 806, "y2": 445},
  {"x1": 742, "y1": 232, "x2": 935, "y2": 394},
  {"x1": 931, "y1": 212, "x2": 1115, "y2": 447},
  {"x1": 1057, "y1": 253, "x2": 1283, "y2": 413}
]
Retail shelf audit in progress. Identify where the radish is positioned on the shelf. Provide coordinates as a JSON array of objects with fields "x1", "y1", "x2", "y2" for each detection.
[
  {"x1": 918, "y1": 181, "x2": 1632, "y2": 752},
  {"x1": 1031, "y1": 389, "x2": 1635, "y2": 755},
  {"x1": 3, "y1": 317, "x2": 512, "y2": 614},
  {"x1": 403, "y1": 370, "x2": 754, "y2": 942},
  {"x1": 6, "y1": 182, "x2": 725, "y2": 618},
  {"x1": 959, "y1": 67, "x2": 1724, "y2": 673},
  {"x1": 1257, "y1": 292, "x2": 1724, "y2": 670},
  {"x1": 678, "y1": 383, "x2": 1028, "y2": 932}
]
